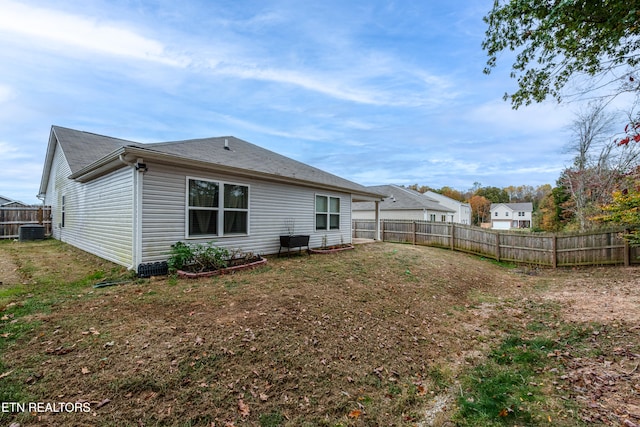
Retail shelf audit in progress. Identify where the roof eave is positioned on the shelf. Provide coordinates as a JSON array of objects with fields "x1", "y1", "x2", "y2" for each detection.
[
  {"x1": 68, "y1": 147, "x2": 128, "y2": 182},
  {"x1": 38, "y1": 127, "x2": 59, "y2": 195}
]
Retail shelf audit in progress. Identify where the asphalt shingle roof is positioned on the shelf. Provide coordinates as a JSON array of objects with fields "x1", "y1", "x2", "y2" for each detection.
[
  {"x1": 51, "y1": 126, "x2": 383, "y2": 198},
  {"x1": 490, "y1": 202, "x2": 533, "y2": 211},
  {"x1": 352, "y1": 184, "x2": 454, "y2": 212}
]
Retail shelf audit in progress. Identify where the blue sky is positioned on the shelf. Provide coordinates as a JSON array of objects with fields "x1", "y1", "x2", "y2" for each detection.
[{"x1": 0, "y1": 0, "x2": 591, "y2": 204}]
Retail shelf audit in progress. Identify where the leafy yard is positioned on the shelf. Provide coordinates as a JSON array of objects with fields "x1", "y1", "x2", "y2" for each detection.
[{"x1": 0, "y1": 239, "x2": 638, "y2": 426}]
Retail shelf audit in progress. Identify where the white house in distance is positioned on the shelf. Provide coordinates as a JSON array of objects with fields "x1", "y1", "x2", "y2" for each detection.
[
  {"x1": 38, "y1": 126, "x2": 386, "y2": 273},
  {"x1": 423, "y1": 190, "x2": 471, "y2": 225},
  {"x1": 352, "y1": 184, "x2": 456, "y2": 222},
  {"x1": 490, "y1": 202, "x2": 533, "y2": 230}
]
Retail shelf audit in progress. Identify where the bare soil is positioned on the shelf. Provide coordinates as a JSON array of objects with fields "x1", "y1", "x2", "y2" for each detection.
[
  {"x1": 0, "y1": 240, "x2": 638, "y2": 426},
  {"x1": 0, "y1": 241, "x2": 22, "y2": 285}
]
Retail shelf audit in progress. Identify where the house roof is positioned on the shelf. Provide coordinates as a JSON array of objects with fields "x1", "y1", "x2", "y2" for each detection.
[
  {"x1": 424, "y1": 190, "x2": 469, "y2": 207},
  {"x1": 0, "y1": 195, "x2": 28, "y2": 206},
  {"x1": 490, "y1": 202, "x2": 533, "y2": 212},
  {"x1": 39, "y1": 126, "x2": 385, "y2": 201},
  {"x1": 352, "y1": 184, "x2": 454, "y2": 212}
]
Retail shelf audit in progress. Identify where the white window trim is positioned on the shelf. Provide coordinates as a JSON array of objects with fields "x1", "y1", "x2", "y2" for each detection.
[
  {"x1": 185, "y1": 176, "x2": 250, "y2": 239},
  {"x1": 315, "y1": 194, "x2": 341, "y2": 231}
]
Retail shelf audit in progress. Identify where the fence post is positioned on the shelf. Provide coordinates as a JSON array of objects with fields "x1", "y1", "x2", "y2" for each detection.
[
  {"x1": 412, "y1": 221, "x2": 416, "y2": 245},
  {"x1": 624, "y1": 230, "x2": 630, "y2": 267},
  {"x1": 552, "y1": 234, "x2": 558, "y2": 268},
  {"x1": 450, "y1": 223, "x2": 455, "y2": 250},
  {"x1": 495, "y1": 232, "x2": 501, "y2": 262}
]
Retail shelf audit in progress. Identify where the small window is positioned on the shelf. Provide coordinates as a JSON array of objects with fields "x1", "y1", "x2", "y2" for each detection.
[
  {"x1": 494, "y1": 212, "x2": 498, "y2": 217},
  {"x1": 61, "y1": 195, "x2": 66, "y2": 228},
  {"x1": 441, "y1": 215, "x2": 446, "y2": 222},
  {"x1": 316, "y1": 195, "x2": 340, "y2": 230},
  {"x1": 430, "y1": 214, "x2": 436, "y2": 222},
  {"x1": 506, "y1": 211, "x2": 509, "y2": 216}
]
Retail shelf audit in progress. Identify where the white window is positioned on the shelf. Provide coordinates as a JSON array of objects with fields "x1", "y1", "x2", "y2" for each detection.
[
  {"x1": 316, "y1": 195, "x2": 340, "y2": 230},
  {"x1": 430, "y1": 214, "x2": 436, "y2": 221},
  {"x1": 61, "y1": 195, "x2": 66, "y2": 228},
  {"x1": 506, "y1": 211, "x2": 509, "y2": 216},
  {"x1": 441, "y1": 215, "x2": 446, "y2": 222},
  {"x1": 187, "y1": 178, "x2": 249, "y2": 238}
]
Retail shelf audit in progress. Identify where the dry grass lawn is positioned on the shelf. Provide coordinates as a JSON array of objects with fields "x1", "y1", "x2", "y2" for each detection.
[{"x1": 0, "y1": 239, "x2": 638, "y2": 426}]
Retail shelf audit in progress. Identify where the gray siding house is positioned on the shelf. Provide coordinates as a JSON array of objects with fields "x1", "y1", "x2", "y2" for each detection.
[
  {"x1": 352, "y1": 184, "x2": 455, "y2": 222},
  {"x1": 423, "y1": 191, "x2": 471, "y2": 225},
  {"x1": 38, "y1": 126, "x2": 384, "y2": 273}
]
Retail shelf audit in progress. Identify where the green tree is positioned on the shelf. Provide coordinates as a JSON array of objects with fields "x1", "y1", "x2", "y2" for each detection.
[
  {"x1": 596, "y1": 177, "x2": 640, "y2": 245},
  {"x1": 475, "y1": 186, "x2": 509, "y2": 203},
  {"x1": 483, "y1": 1, "x2": 640, "y2": 108}
]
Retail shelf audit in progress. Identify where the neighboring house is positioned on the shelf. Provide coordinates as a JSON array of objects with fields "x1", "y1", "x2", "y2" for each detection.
[
  {"x1": 490, "y1": 202, "x2": 533, "y2": 229},
  {"x1": 38, "y1": 126, "x2": 385, "y2": 273},
  {"x1": 352, "y1": 184, "x2": 455, "y2": 222},
  {"x1": 0, "y1": 195, "x2": 28, "y2": 207},
  {"x1": 423, "y1": 191, "x2": 472, "y2": 225}
]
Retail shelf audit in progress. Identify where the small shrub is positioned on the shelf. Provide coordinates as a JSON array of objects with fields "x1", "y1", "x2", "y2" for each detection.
[
  {"x1": 167, "y1": 241, "x2": 232, "y2": 273},
  {"x1": 167, "y1": 242, "x2": 194, "y2": 272}
]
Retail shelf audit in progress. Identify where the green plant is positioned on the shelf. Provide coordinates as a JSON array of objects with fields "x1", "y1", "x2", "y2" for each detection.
[
  {"x1": 167, "y1": 241, "x2": 194, "y2": 272},
  {"x1": 167, "y1": 241, "x2": 231, "y2": 273}
]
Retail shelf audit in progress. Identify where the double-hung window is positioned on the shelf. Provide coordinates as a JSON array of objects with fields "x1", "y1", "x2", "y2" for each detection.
[
  {"x1": 315, "y1": 195, "x2": 340, "y2": 230},
  {"x1": 187, "y1": 178, "x2": 249, "y2": 237}
]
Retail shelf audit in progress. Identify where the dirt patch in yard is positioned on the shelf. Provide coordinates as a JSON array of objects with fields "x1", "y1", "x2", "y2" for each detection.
[
  {"x1": 0, "y1": 242, "x2": 22, "y2": 285},
  {"x1": 534, "y1": 266, "x2": 640, "y2": 324}
]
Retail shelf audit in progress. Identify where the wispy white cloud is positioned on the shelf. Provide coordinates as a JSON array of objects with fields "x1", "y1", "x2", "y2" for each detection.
[
  {"x1": 0, "y1": 141, "x2": 27, "y2": 160},
  {"x1": 208, "y1": 112, "x2": 334, "y2": 142},
  {"x1": 0, "y1": 1, "x2": 458, "y2": 108},
  {"x1": 0, "y1": 0, "x2": 189, "y2": 67},
  {"x1": 469, "y1": 99, "x2": 572, "y2": 134}
]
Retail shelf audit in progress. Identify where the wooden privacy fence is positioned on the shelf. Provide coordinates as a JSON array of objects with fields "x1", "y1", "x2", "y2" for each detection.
[
  {"x1": 353, "y1": 219, "x2": 639, "y2": 267},
  {"x1": 0, "y1": 206, "x2": 52, "y2": 239}
]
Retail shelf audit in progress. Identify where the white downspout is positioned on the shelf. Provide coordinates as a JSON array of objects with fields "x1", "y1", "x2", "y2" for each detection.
[{"x1": 119, "y1": 154, "x2": 144, "y2": 272}]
